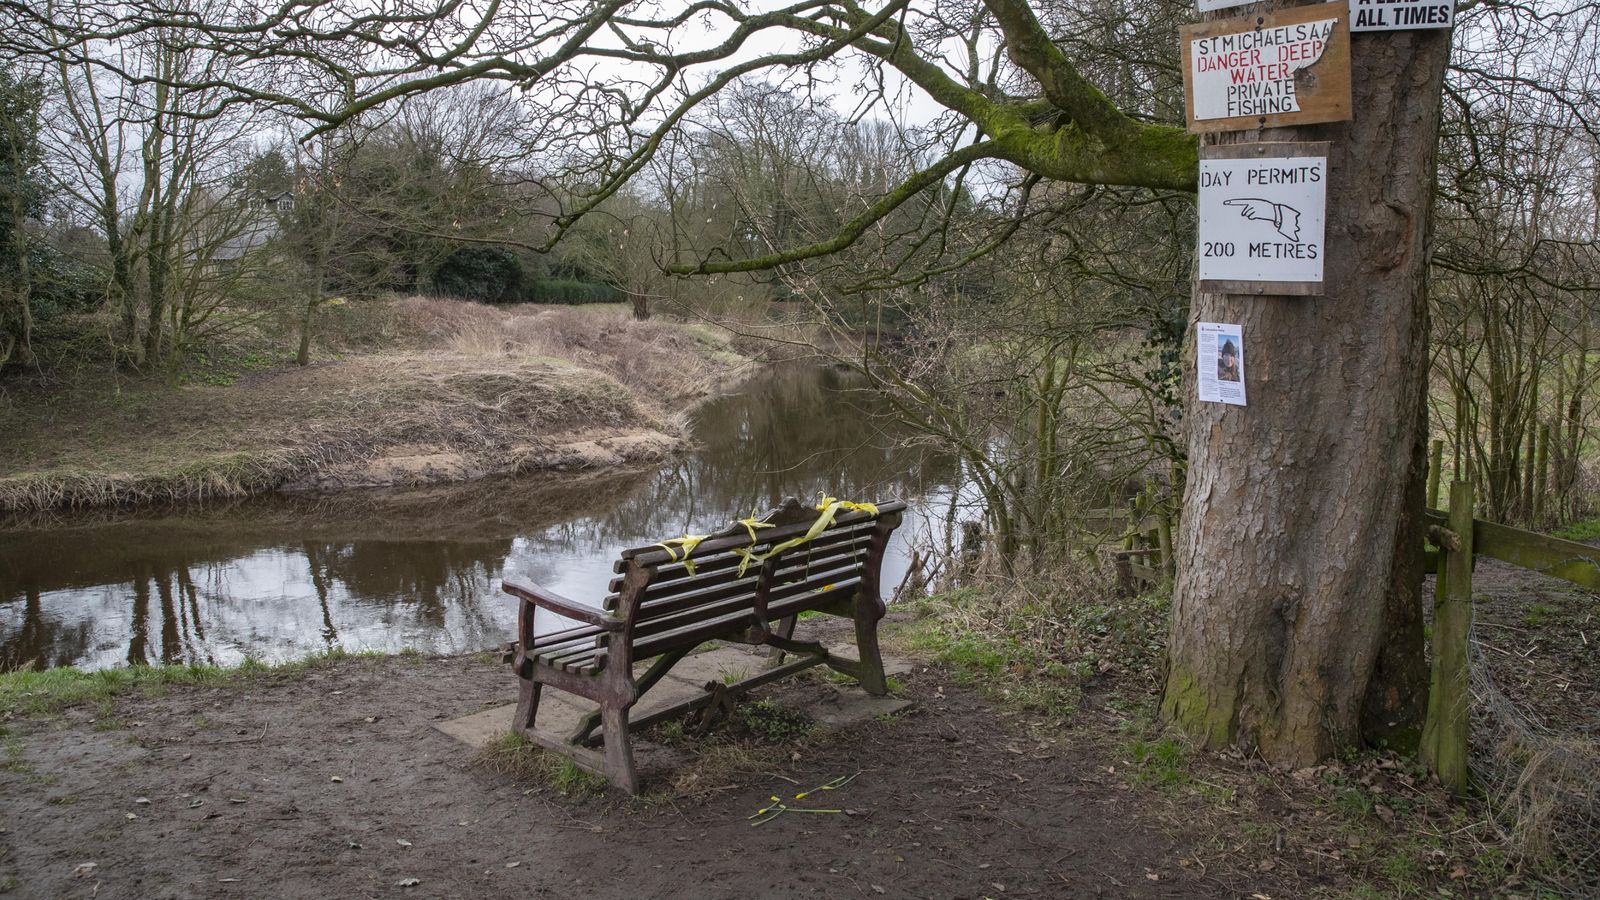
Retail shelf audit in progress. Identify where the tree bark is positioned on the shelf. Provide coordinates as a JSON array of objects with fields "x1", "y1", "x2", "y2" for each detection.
[{"x1": 1162, "y1": 23, "x2": 1452, "y2": 764}]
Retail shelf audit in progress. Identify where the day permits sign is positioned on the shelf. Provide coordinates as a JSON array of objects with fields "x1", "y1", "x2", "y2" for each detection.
[
  {"x1": 1198, "y1": 142, "x2": 1329, "y2": 295},
  {"x1": 1197, "y1": 322, "x2": 1246, "y2": 406},
  {"x1": 1181, "y1": 4, "x2": 1351, "y2": 133},
  {"x1": 1349, "y1": 0, "x2": 1454, "y2": 31}
]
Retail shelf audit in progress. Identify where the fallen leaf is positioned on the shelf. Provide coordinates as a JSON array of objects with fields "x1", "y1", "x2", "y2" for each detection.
[
  {"x1": 871, "y1": 886, "x2": 885, "y2": 895},
  {"x1": 125, "y1": 813, "x2": 138, "y2": 821},
  {"x1": 72, "y1": 863, "x2": 97, "y2": 878},
  {"x1": 397, "y1": 878, "x2": 420, "y2": 887},
  {"x1": 396, "y1": 839, "x2": 412, "y2": 848},
  {"x1": 1146, "y1": 873, "x2": 1160, "y2": 880},
  {"x1": 505, "y1": 861, "x2": 521, "y2": 868},
  {"x1": 134, "y1": 797, "x2": 150, "y2": 805},
  {"x1": 330, "y1": 776, "x2": 344, "y2": 783}
]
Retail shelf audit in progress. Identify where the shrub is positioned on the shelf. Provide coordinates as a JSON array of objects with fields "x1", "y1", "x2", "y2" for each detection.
[
  {"x1": 429, "y1": 246, "x2": 525, "y2": 303},
  {"x1": 527, "y1": 278, "x2": 624, "y2": 305}
]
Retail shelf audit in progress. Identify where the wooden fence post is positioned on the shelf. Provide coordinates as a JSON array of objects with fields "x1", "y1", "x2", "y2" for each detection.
[
  {"x1": 1155, "y1": 502, "x2": 1175, "y2": 588},
  {"x1": 1427, "y1": 438, "x2": 1444, "y2": 509},
  {"x1": 1421, "y1": 479, "x2": 1474, "y2": 794}
]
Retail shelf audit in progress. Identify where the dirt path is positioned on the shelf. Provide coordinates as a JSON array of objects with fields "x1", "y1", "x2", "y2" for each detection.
[{"x1": 0, "y1": 653, "x2": 1291, "y2": 899}]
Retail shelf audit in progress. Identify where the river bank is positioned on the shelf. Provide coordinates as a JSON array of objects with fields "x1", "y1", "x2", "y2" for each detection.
[{"x1": 0, "y1": 299, "x2": 754, "y2": 517}]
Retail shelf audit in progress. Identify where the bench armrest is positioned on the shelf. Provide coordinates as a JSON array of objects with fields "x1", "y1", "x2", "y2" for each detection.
[{"x1": 501, "y1": 577, "x2": 623, "y2": 631}]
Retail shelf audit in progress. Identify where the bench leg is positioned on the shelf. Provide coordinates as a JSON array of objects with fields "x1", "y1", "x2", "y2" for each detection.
[
  {"x1": 600, "y1": 704, "x2": 639, "y2": 794},
  {"x1": 853, "y1": 610, "x2": 889, "y2": 696},
  {"x1": 767, "y1": 614, "x2": 797, "y2": 664},
  {"x1": 515, "y1": 674, "x2": 543, "y2": 733}
]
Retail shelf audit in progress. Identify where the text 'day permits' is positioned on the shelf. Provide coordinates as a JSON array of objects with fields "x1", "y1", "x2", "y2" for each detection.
[{"x1": 1198, "y1": 145, "x2": 1328, "y2": 295}]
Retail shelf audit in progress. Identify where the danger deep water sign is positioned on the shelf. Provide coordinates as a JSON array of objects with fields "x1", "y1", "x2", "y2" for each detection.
[{"x1": 1182, "y1": 5, "x2": 1352, "y2": 134}]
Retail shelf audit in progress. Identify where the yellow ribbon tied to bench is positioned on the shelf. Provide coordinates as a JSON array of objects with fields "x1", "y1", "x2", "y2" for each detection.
[
  {"x1": 654, "y1": 534, "x2": 709, "y2": 575},
  {"x1": 657, "y1": 495, "x2": 880, "y2": 578},
  {"x1": 731, "y1": 495, "x2": 879, "y2": 577}
]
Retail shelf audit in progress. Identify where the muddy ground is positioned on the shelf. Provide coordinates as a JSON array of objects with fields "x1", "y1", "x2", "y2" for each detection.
[
  {"x1": 2, "y1": 652, "x2": 1286, "y2": 900},
  {"x1": 1, "y1": 560, "x2": 1594, "y2": 899}
]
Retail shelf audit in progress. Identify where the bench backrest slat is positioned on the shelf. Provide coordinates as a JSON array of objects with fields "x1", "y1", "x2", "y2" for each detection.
[
  {"x1": 605, "y1": 517, "x2": 884, "y2": 599},
  {"x1": 597, "y1": 498, "x2": 902, "y2": 662}
]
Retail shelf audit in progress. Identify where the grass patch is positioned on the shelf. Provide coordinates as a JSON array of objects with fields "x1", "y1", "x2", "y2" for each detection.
[
  {"x1": 476, "y1": 731, "x2": 608, "y2": 797},
  {"x1": 1127, "y1": 737, "x2": 1189, "y2": 790},
  {"x1": 892, "y1": 573, "x2": 1168, "y2": 720},
  {"x1": 732, "y1": 699, "x2": 813, "y2": 743},
  {"x1": 1550, "y1": 517, "x2": 1600, "y2": 542},
  {"x1": 0, "y1": 648, "x2": 409, "y2": 718}
]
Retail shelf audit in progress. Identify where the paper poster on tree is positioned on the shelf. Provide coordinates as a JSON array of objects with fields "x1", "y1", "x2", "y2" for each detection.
[
  {"x1": 1197, "y1": 322, "x2": 1247, "y2": 406},
  {"x1": 1181, "y1": 5, "x2": 1352, "y2": 133}
]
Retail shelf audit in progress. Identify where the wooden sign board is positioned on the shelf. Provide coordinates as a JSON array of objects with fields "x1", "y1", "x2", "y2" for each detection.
[
  {"x1": 1349, "y1": 0, "x2": 1454, "y2": 31},
  {"x1": 1181, "y1": 4, "x2": 1352, "y2": 134},
  {"x1": 1198, "y1": 142, "x2": 1329, "y2": 296}
]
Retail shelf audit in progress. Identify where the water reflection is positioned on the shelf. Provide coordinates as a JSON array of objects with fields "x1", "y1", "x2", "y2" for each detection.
[{"x1": 0, "y1": 365, "x2": 962, "y2": 671}]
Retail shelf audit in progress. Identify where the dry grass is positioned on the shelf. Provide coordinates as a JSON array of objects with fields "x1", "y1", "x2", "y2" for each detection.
[
  {"x1": 1472, "y1": 654, "x2": 1600, "y2": 890},
  {"x1": 0, "y1": 298, "x2": 751, "y2": 515},
  {"x1": 395, "y1": 298, "x2": 751, "y2": 407}
]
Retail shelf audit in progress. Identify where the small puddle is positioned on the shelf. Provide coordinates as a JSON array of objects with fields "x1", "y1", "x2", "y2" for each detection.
[{"x1": 2, "y1": 365, "x2": 964, "y2": 670}]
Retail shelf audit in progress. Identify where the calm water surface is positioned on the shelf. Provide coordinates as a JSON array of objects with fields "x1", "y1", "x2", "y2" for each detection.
[{"x1": 1, "y1": 365, "x2": 964, "y2": 671}]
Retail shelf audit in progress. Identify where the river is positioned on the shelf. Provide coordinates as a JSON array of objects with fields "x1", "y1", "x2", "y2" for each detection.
[{"x1": 1, "y1": 365, "x2": 964, "y2": 671}]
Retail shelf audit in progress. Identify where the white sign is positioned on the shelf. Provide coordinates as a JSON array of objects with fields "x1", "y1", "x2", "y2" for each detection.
[
  {"x1": 1198, "y1": 323, "x2": 1247, "y2": 406},
  {"x1": 1198, "y1": 153, "x2": 1327, "y2": 285},
  {"x1": 1197, "y1": 0, "x2": 1254, "y2": 11},
  {"x1": 1190, "y1": 18, "x2": 1337, "y2": 120},
  {"x1": 1350, "y1": 0, "x2": 1454, "y2": 31}
]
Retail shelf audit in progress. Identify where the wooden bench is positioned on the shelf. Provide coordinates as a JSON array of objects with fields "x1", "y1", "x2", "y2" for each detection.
[{"x1": 502, "y1": 496, "x2": 906, "y2": 793}]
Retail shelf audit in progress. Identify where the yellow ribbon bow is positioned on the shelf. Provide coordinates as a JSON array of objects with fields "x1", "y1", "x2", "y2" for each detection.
[{"x1": 655, "y1": 534, "x2": 709, "y2": 575}]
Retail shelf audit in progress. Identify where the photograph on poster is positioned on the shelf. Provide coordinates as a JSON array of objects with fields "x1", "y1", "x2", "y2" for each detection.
[{"x1": 1197, "y1": 322, "x2": 1247, "y2": 406}]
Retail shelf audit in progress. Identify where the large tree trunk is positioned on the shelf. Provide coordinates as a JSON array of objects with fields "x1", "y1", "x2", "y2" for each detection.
[{"x1": 1162, "y1": 24, "x2": 1453, "y2": 765}]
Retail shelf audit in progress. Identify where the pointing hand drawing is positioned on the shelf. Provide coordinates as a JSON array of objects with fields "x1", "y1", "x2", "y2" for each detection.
[{"x1": 1222, "y1": 198, "x2": 1302, "y2": 242}]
